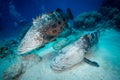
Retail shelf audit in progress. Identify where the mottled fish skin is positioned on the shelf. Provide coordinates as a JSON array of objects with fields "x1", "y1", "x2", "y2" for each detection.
[
  {"x1": 18, "y1": 8, "x2": 73, "y2": 54},
  {"x1": 51, "y1": 30, "x2": 99, "y2": 71}
]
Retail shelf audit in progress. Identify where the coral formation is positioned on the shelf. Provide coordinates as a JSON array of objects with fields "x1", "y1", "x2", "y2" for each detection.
[
  {"x1": 99, "y1": 7, "x2": 120, "y2": 20},
  {"x1": 113, "y1": 13, "x2": 120, "y2": 30},
  {"x1": 98, "y1": 7, "x2": 120, "y2": 31},
  {"x1": 73, "y1": 6, "x2": 120, "y2": 32},
  {"x1": 73, "y1": 11, "x2": 102, "y2": 30},
  {"x1": 102, "y1": 0, "x2": 120, "y2": 10},
  {"x1": 98, "y1": 0, "x2": 120, "y2": 31}
]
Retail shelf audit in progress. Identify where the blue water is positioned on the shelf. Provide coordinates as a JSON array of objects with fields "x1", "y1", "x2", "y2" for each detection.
[{"x1": 0, "y1": 0, "x2": 103, "y2": 39}]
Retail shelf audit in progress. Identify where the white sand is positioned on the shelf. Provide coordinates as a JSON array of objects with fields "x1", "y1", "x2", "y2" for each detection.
[
  {"x1": 0, "y1": 29, "x2": 120, "y2": 80},
  {"x1": 19, "y1": 29, "x2": 120, "y2": 80}
]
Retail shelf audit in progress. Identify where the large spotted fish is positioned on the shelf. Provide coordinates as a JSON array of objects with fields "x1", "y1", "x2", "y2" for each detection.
[
  {"x1": 51, "y1": 30, "x2": 100, "y2": 71},
  {"x1": 18, "y1": 8, "x2": 73, "y2": 54}
]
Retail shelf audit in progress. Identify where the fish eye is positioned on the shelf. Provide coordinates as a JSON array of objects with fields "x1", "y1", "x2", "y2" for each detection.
[{"x1": 52, "y1": 30, "x2": 57, "y2": 33}]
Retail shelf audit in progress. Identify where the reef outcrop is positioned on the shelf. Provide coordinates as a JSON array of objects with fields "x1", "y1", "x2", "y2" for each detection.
[
  {"x1": 2, "y1": 54, "x2": 42, "y2": 80},
  {"x1": 73, "y1": 11, "x2": 102, "y2": 30}
]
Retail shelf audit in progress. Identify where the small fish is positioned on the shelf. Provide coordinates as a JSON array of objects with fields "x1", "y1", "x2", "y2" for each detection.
[{"x1": 18, "y1": 8, "x2": 73, "y2": 54}]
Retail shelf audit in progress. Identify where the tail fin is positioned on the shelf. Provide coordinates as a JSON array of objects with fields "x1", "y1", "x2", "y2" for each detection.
[{"x1": 66, "y1": 8, "x2": 74, "y2": 20}]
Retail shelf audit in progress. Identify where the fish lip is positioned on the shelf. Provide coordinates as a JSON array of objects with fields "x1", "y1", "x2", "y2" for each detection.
[
  {"x1": 50, "y1": 63, "x2": 64, "y2": 71},
  {"x1": 17, "y1": 48, "x2": 28, "y2": 54}
]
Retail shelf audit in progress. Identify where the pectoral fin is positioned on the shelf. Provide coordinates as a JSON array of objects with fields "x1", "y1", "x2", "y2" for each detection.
[{"x1": 84, "y1": 57, "x2": 99, "y2": 67}]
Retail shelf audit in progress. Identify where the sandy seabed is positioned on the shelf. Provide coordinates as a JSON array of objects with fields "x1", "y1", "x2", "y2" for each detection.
[{"x1": 0, "y1": 29, "x2": 120, "y2": 80}]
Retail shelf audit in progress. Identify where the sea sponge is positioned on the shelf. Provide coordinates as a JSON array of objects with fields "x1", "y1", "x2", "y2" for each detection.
[{"x1": 113, "y1": 12, "x2": 120, "y2": 30}]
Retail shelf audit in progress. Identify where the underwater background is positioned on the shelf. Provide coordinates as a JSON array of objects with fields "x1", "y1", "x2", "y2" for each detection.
[{"x1": 0, "y1": 0, "x2": 120, "y2": 80}]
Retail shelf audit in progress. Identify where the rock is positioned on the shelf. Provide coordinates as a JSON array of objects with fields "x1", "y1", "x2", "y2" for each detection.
[
  {"x1": 2, "y1": 60, "x2": 23, "y2": 80},
  {"x1": 73, "y1": 11, "x2": 102, "y2": 30},
  {"x1": 2, "y1": 54, "x2": 41, "y2": 80},
  {"x1": 53, "y1": 38, "x2": 68, "y2": 50}
]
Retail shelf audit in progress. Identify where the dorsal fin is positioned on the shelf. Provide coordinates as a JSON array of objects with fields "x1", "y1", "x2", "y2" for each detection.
[
  {"x1": 56, "y1": 8, "x2": 63, "y2": 12},
  {"x1": 66, "y1": 8, "x2": 74, "y2": 20}
]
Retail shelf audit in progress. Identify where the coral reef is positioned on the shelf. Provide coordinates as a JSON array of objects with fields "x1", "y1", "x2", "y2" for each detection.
[
  {"x1": 73, "y1": 11, "x2": 102, "y2": 30},
  {"x1": 98, "y1": 0, "x2": 120, "y2": 31},
  {"x1": 113, "y1": 13, "x2": 120, "y2": 30},
  {"x1": 73, "y1": 6, "x2": 120, "y2": 32},
  {"x1": 98, "y1": 7, "x2": 120, "y2": 20},
  {"x1": 98, "y1": 7, "x2": 120, "y2": 31},
  {"x1": 101, "y1": 0, "x2": 120, "y2": 10}
]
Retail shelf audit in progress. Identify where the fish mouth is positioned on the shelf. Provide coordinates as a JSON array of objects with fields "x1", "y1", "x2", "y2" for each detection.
[
  {"x1": 50, "y1": 63, "x2": 65, "y2": 71},
  {"x1": 17, "y1": 48, "x2": 27, "y2": 54},
  {"x1": 50, "y1": 59, "x2": 66, "y2": 71},
  {"x1": 17, "y1": 47, "x2": 32, "y2": 54},
  {"x1": 17, "y1": 50, "x2": 23, "y2": 54}
]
